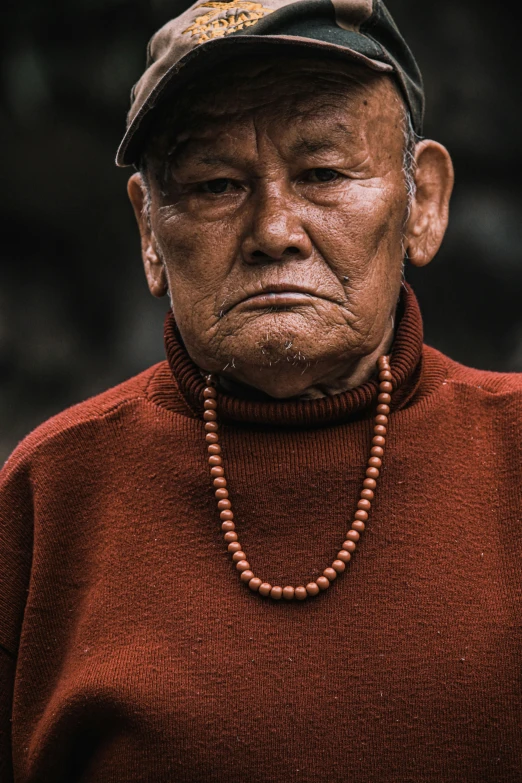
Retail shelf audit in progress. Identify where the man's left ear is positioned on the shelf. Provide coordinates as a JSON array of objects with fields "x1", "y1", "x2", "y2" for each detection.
[{"x1": 404, "y1": 140, "x2": 454, "y2": 267}]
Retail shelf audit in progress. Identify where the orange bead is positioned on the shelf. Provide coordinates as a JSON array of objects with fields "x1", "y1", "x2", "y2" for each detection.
[
  {"x1": 203, "y1": 387, "x2": 217, "y2": 399},
  {"x1": 208, "y1": 444, "x2": 221, "y2": 455},
  {"x1": 306, "y1": 582, "x2": 320, "y2": 596},
  {"x1": 221, "y1": 521, "x2": 235, "y2": 532},
  {"x1": 295, "y1": 586, "x2": 308, "y2": 600},
  {"x1": 346, "y1": 530, "x2": 360, "y2": 542},
  {"x1": 358, "y1": 499, "x2": 371, "y2": 511},
  {"x1": 376, "y1": 404, "x2": 390, "y2": 415},
  {"x1": 342, "y1": 539, "x2": 356, "y2": 552},
  {"x1": 208, "y1": 455, "x2": 222, "y2": 466},
  {"x1": 249, "y1": 577, "x2": 262, "y2": 592},
  {"x1": 224, "y1": 532, "x2": 238, "y2": 543},
  {"x1": 380, "y1": 381, "x2": 393, "y2": 393},
  {"x1": 220, "y1": 510, "x2": 233, "y2": 520},
  {"x1": 203, "y1": 410, "x2": 217, "y2": 421},
  {"x1": 213, "y1": 478, "x2": 227, "y2": 488},
  {"x1": 317, "y1": 576, "x2": 331, "y2": 591},
  {"x1": 215, "y1": 488, "x2": 229, "y2": 500},
  {"x1": 332, "y1": 559, "x2": 346, "y2": 573},
  {"x1": 374, "y1": 415, "x2": 388, "y2": 427},
  {"x1": 361, "y1": 488, "x2": 374, "y2": 500},
  {"x1": 379, "y1": 370, "x2": 392, "y2": 381},
  {"x1": 204, "y1": 421, "x2": 219, "y2": 432},
  {"x1": 240, "y1": 570, "x2": 254, "y2": 582},
  {"x1": 283, "y1": 586, "x2": 295, "y2": 600},
  {"x1": 232, "y1": 551, "x2": 246, "y2": 562},
  {"x1": 370, "y1": 447, "x2": 383, "y2": 459},
  {"x1": 372, "y1": 436, "x2": 385, "y2": 447},
  {"x1": 218, "y1": 499, "x2": 231, "y2": 510},
  {"x1": 228, "y1": 541, "x2": 241, "y2": 553},
  {"x1": 352, "y1": 520, "x2": 365, "y2": 532},
  {"x1": 368, "y1": 457, "x2": 382, "y2": 469},
  {"x1": 363, "y1": 478, "x2": 377, "y2": 490},
  {"x1": 270, "y1": 586, "x2": 283, "y2": 600},
  {"x1": 204, "y1": 398, "x2": 217, "y2": 410},
  {"x1": 373, "y1": 425, "x2": 387, "y2": 437},
  {"x1": 259, "y1": 583, "x2": 272, "y2": 597},
  {"x1": 210, "y1": 466, "x2": 224, "y2": 477},
  {"x1": 323, "y1": 568, "x2": 337, "y2": 582},
  {"x1": 206, "y1": 433, "x2": 219, "y2": 443},
  {"x1": 366, "y1": 467, "x2": 380, "y2": 479},
  {"x1": 378, "y1": 393, "x2": 392, "y2": 405},
  {"x1": 354, "y1": 509, "x2": 368, "y2": 521},
  {"x1": 236, "y1": 560, "x2": 251, "y2": 572},
  {"x1": 337, "y1": 550, "x2": 351, "y2": 563}
]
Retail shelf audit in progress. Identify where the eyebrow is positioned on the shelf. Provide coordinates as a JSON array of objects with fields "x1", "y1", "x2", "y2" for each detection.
[{"x1": 289, "y1": 124, "x2": 354, "y2": 157}]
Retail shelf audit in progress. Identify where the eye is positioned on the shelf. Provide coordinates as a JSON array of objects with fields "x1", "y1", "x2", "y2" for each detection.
[
  {"x1": 199, "y1": 178, "x2": 235, "y2": 194},
  {"x1": 305, "y1": 168, "x2": 342, "y2": 183}
]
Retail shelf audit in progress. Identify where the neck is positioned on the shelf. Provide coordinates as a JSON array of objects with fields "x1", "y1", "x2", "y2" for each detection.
[{"x1": 217, "y1": 319, "x2": 395, "y2": 401}]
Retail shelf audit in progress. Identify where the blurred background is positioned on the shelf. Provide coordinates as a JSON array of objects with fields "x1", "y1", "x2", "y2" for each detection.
[{"x1": 1, "y1": 0, "x2": 521, "y2": 463}]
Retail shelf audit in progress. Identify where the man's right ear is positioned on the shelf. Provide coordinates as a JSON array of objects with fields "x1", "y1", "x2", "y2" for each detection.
[{"x1": 127, "y1": 173, "x2": 168, "y2": 298}]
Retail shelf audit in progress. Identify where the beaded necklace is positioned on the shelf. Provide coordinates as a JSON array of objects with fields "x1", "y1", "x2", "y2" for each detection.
[{"x1": 202, "y1": 355, "x2": 392, "y2": 600}]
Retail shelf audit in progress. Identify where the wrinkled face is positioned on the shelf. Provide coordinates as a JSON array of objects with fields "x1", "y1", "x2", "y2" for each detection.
[{"x1": 141, "y1": 55, "x2": 411, "y2": 397}]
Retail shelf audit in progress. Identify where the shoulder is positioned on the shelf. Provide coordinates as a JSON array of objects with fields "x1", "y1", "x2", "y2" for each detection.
[
  {"x1": 1, "y1": 363, "x2": 167, "y2": 477},
  {"x1": 426, "y1": 346, "x2": 522, "y2": 396}
]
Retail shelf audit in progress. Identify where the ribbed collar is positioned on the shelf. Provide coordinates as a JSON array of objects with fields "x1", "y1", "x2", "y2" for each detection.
[{"x1": 163, "y1": 282, "x2": 424, "y2": 428}]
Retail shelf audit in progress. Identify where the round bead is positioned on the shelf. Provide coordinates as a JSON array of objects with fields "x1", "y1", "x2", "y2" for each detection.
[
  {"x1": 208, "y1": 444, "x2": 221, "y2": 455},
  {"x1": 204, "y1": 398, "x2": 217, "y2": 410},
  {"x1": 354, "y1": 509, "x2": 368, "y2": 521},
  {"x1": 295, "y1": 586, "x2": 308, "y2": 600},
  {"x1": 380, "y1": 381, "x2": 393, "y2": 393},
  {"x1": 208, "y1": 455, "x2": 222, "y2": 466},
  {"x1": 283, "y1": 586, "x2": 295, "y2": 600},
  {"x1": 240, "y1": 570, "x2": 254, "y2": 582},
  {"x1": 374, "y1": 415, "x2": 388, "y2": 427},
  {"x1": 358, "y1": 499, "x2": 371, "y2": 511},
  {"x1": 379, "y1": 370, "x2": 392, "y2": 381},
  {"x1": 317, "y1": 576, "x2": 331, "y2": 591},
  {"x1": 213, "y1": 477, "x2": 227, "y2": 488},
  {"x1": 259, "y1": 583, "x2": 272, "y2": 597},
  {"x1": 376, "y1": 404, "x2": 390, "y2": 415},
  {"x1": 236, "y1": 560, "x2": 251, "y2": 572},
  {"x1": 215, "y1": 488, "x2": 229, "y2": 500},
  {"x1": 218, "y1": 499, "x2": 231, "y2": 510},
  {"x1": 346, "y1": 530, "x2": 360, "y2": 542},
  {"x1": 206, "y1": 433, "x2": 219, "y2": 443},
  {"x1": 370, "y1": 447, "x2": 383, "y2": 459},
  {"x1": 373, "y1": 425, "x2": 387, "y2": 437},
  {"x1": 306, "y1": 582, "x2": 320, "y2": 596},
  {"x1": 220, "y1": 510, "x2": 233, "y2": 520},
  {"x1": 342, "y1": 540, "x2": 356, "y2": 552},
  {"x1": 228, "y1": 541, "x2": 242, "y2": 553},
  {"x1": 270, "y1": 586, "x2": 283, "y2": 600},
  {"x1": 361, "y1": 488, "x2": 374, "y2": 500},
  {"x1": 203, "y1": 387, "x2": 217, "y2": 399},
  {"x1": 372, "y1": 436, "x2": 385, "y2": 447},
  {"x1": 363, "y1": 478, "x2": 377, "y2": 490},
  {"x1": 203, "y1": 410, "x2": 217, "y2": 421},
  {"x1": 337, "y1": 550, "x2": 351, "y2": 563},
  {"x1": 366, "y1": 467, "x2": 380, "y2": 479},
  {"x1": 323, "y1": 568, "x2": 337, "y2": 582},
  {"x1": 210, "y1": 466, "x2": 224, "y2": 477},
  {"x1": 204, "y1": 421, "x2": 219, "y2": 433},
  {"x1": 224, "y1": 531, "x2": 238, "y2": 543},
  {"x1": 368, "y1": 457, "x2": 382, "y2": 469},
  {"x1": 332, "y1": 559, "x2": 346, "y2": 573},
  {"x1": 232, "y1": 550, "x2": 246, "y2": 562},
  {"x1": 378, "y1": 393, "x2": 392, "y2": 405},
  {"x1": 352, "y1": 520, "x2": 366, "y2": 532},
  {"x1": 221, "y1": 520, "x2": 235, "y2": 532},
  {"x1": 249, "y1": 577, "x2": 262, "y2": 592}
]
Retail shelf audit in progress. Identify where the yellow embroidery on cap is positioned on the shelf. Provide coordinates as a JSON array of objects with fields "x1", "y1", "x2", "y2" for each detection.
[{"x1": 183, "y1": 1, "x2": 274, "y2": 43}]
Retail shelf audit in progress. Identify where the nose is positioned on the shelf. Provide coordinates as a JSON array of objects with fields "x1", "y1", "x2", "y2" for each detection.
[{"x1": 241, "y1": 187, "x2": 312, "y2": 264}]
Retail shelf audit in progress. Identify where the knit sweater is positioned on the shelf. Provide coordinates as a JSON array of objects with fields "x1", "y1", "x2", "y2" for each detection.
[{"x1": 1, "y1": 285, "x2": 521, "y2": 783}]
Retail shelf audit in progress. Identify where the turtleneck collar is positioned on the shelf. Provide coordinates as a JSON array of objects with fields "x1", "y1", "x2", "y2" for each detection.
[{"x1": 162, "y1": 282, "x2": 424, "y2": 428}]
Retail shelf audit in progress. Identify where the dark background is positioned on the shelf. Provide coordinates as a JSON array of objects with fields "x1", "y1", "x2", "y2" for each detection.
[{"x1": 1, "y1": 0, "x2": 521, "y2": 463}]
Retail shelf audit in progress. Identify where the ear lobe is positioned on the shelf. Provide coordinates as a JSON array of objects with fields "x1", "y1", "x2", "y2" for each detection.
[
  {"x1": 127, "y1": 172, "x2": 168, "y2": 298},
  {"x1": 404, "y1": 140, "x2": 454, "y2": 268}
]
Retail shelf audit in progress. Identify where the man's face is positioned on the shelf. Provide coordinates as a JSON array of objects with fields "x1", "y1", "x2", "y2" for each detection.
[{"x1": 138, "y1": 56, "x2": 411, "y2": 397}]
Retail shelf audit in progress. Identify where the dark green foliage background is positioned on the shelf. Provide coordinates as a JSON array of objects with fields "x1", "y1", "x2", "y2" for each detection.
[{"x1": 1, "y1": 0, "x2": 521, "y2": 461}]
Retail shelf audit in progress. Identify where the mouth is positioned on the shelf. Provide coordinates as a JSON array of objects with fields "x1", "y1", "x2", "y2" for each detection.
[{"x1": 226, "y1": 285, "x2": 332, "y2": 314}]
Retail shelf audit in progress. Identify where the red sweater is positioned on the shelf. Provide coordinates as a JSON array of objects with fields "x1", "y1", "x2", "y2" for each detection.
[{"x1": 1, "y1": 286, "x2": 521, "y2": 782}]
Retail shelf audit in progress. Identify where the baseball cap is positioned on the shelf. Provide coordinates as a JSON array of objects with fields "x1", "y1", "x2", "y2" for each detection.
[{"x1": 116, "y1": 0, "x2": 423, "y2": 167}]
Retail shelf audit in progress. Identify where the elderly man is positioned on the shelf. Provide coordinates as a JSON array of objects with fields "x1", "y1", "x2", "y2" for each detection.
[{"x1": 1, "y1": 0, "x2": 521, "y2": 781}]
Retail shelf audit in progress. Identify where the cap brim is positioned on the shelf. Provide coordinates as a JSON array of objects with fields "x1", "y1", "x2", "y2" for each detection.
[{"x1": 116, "y1": 34, "x2": 393, "y2": 167}]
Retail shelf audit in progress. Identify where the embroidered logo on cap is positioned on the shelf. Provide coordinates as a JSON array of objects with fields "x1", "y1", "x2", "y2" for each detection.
[{"x1": 183, "y1": 0, "x2": 274, "y2": 43}]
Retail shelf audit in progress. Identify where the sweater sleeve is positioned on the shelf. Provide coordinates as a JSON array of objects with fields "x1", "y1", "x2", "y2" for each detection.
[{"x1": 0, "y1": 450, "x2": 34, "y2": 780}]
